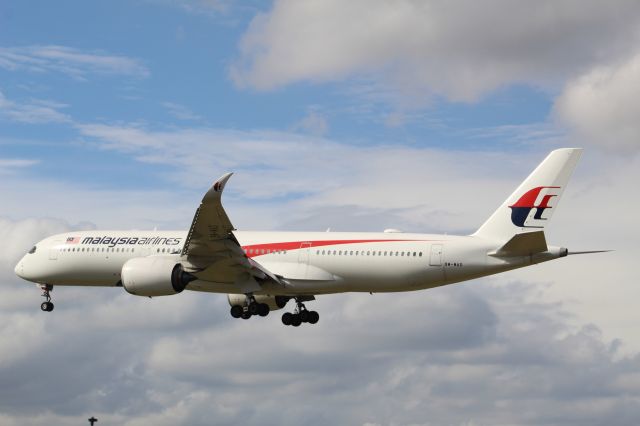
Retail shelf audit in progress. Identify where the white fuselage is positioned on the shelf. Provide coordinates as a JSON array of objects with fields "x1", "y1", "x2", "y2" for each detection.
[{"x1": 14, "y1": 230, "x2": 564, "y2": 296}]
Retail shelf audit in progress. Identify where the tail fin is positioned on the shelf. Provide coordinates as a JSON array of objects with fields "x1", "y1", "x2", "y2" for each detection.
[{"x1": 473, "y1": 148, "x2": 582, "y2": 242}]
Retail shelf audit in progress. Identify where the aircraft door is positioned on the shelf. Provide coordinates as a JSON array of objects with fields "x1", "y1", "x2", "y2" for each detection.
[
  {"x1": 429, "y1": 244, "x2": 443, "y2": 266},
  {"x1": 298, "y1": 242, "x2": 311, "y2": 264},
  {"x1": 49, "y1": 240, "x2": 62, "y2": 260}
]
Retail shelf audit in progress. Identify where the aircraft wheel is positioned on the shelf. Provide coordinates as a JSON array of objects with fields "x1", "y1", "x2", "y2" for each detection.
[
  {"x1": 291, "y1": 314, "x2": 302, "y2": 327},
  {"x1": 282, "y1": 312, "x2": 292, "y2": 326},
  {"x1": 241, "y1": 311, "x2": 252, "y2": 320},
  {"x1": 308, "y1": 311, "x2": 319, "y2": 324},
  {"x1": 40, "y1": 302, "x2": 49, "y2": 312},
  {"x1": 299, "y1": 310, "x2": 310, "y2": 323},
  {"x1": 230, "y1": 305, "x2": 243, "y2": 318},
  {"x1": 248, "y1": 302, "x2": 260, "y2": 315},
  {"x1": 258, "y1": 303, "x2": 270, "y2": 317}
]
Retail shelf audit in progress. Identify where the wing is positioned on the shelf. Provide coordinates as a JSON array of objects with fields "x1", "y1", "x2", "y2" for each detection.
[
  {"x1": 181, "y1": 173, "x2": 283, "y2": 293},
  {"x1": 181, "y1": 172, "x2": 235, "y2": 258}
]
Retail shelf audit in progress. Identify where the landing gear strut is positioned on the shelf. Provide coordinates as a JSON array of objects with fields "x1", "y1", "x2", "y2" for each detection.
[
  {"x1": 229, "y1": 294, "x2": 270, "y2": 320},
  {"x1": 281, "y1": 298, "x2": 319, "y2": 327},
  {"x1": 40, "y1": 284, "x2": 54, "y2": 312}
]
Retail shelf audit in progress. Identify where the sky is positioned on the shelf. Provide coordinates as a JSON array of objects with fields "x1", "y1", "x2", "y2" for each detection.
[{"x1": 1, "y1": 1, "x2": 640, "y2": 424}]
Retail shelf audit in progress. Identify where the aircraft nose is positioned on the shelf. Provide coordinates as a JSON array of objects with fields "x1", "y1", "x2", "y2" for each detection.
[{"x1": 14, "y1": 259, "x2": 24, "y2": 279}]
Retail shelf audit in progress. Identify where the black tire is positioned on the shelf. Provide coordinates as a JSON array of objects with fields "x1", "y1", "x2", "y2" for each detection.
[
  {"x1": 282, "y1": 312, "x2": 292, "y2": 326},
  {"x1": 230, "y1": 305, "x2": 243, "y2": 318},
  {"x1": 299, "y1": 310, "x2": 310, "y2": 323},
  {"x1": 308, "y1": 311, "x2": 319, "y2": 324},
  {"x1": 40, "y1": 302, "x2": 48, "y2": 312},
  {"x1": 47, "y1": 302, "x2": 54, "y2": 312},
  {"x1": 291, "y1": 314, "x2": 302, "y2": 327},
  {"x1": 248, "y1": 302, "x2": 259, "y2": 315},
  {"x1": 241, "y1": 311, "x2": 252, "y2": 320},
  {"x1": 258, "y1": 303, "x2": 270, "y2": 317}
]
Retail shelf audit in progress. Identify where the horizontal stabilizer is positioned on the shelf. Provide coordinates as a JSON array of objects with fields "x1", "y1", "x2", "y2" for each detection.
[{"x1": 489, "y1": 231, "x2": 547, "y2": 257}]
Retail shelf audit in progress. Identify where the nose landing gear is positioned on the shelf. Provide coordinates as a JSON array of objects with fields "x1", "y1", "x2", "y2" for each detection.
[{"x1": 40, "y1": 284, "x2": 54, "y2": 312}]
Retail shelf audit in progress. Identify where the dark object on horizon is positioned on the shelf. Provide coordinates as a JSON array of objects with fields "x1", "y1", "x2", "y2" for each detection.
[{"x1": 88, "y1": 417, "x2": 98, "y2": 425}]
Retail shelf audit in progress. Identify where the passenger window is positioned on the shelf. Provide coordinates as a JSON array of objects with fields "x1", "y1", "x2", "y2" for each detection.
[
  {"x1": 413, "y1": 252, "x2": 416, "y2": 256},
  {"x1": 419, "y1": 252, "x2": 423, "y2": 257}
]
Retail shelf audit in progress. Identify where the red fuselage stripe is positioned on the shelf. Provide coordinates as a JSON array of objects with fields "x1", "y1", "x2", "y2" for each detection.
[{"x1": 241, "y1": 239, "x2": 435, "y2": 257}]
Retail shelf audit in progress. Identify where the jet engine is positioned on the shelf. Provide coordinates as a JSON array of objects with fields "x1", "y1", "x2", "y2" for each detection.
[
  {"x1": 227, "y1": 294, "x2": 290, "y2": 311},
  {"x1": 122, "y1": 257, "x2": 195, "y2": 297}
]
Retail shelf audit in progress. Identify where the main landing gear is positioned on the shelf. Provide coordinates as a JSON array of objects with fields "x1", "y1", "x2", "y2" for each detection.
[
  {"x1": 229, "y1": 294, "x2": 270, "y2": 320},
  {"x1": 281, "y1": 298, "x2": 319, "y2": 327},
  {"x1": 40, "y1": 284, "x2": 54, "y2": 312}
]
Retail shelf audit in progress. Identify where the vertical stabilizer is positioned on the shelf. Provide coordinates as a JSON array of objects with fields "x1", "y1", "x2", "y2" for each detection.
[{"x1": 473, "y1": 148, "x2": 582, "y2": 242}]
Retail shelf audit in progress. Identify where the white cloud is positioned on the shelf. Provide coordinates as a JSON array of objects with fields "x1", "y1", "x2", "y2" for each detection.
[
  {"x1": 0, "y1": 158, "x2": 40, "y2": 174},
  {"x1": 1, "y1": 141, "x2": 639, "y2": 424},
  {"x1": 0, "y1": 89, "x2": 70, "y2": 124},
  {"x1": 291, "y1": 108, "x2": 329, "y2": 136},
  {"x1": 0, "y1": 45, "x2": 149, "y2": 79},
  {"x1": 554, "y1": 52, "x2": 640, "y2": 153},
  {"x1": 162, "y1": 102, "x2": 202, "y2": 121},
  {"x1": 231, "y1": 0, "x2": 640, "y2": 103}
]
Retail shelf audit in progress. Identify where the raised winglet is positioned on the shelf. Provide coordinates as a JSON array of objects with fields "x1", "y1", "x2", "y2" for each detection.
[{"x1": 203, "y1": 172, "x2": 233, "y2": 202}]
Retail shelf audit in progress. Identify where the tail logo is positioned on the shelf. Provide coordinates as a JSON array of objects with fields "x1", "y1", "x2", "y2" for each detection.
[{"x1": 509, "y1": 186, "x2": 560, "y2": 228}]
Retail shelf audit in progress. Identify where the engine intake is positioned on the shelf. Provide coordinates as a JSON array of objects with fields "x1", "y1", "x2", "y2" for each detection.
[{"x1": 122, "y1": 257, "x2": 195, "y2": 297}]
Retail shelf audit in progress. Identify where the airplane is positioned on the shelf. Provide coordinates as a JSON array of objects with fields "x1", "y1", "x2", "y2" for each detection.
[{"x1": 14, "y1": 148, "x2": 606, "y2": 326}]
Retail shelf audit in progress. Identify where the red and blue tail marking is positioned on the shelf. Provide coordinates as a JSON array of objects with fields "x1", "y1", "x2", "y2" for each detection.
[{"x1": 509, "y1": 186, "x2": 560, "y2": 228}]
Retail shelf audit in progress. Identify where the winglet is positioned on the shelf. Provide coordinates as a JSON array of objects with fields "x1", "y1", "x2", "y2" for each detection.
[{"x1": 203, "y1": 172, "x2": 233, "y2": 202}]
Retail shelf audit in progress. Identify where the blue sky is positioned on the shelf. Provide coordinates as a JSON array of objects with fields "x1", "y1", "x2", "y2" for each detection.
[
  {"x1": 1, "y1": 1, "x2": 558, "y2": 194},
  {"x1": 1, "y1": 1, "x2": 640, "y2": 425}
]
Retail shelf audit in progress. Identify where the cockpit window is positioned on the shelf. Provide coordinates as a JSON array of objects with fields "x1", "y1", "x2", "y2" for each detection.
[{"x1": 28, "y1": 246, "x2": 37, "y2": 254}]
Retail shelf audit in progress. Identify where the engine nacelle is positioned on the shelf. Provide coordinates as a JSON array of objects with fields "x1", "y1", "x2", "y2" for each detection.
[
  {"x1": 227, "y1": 294, "x2": 290, "y2": 311},
  {"x1": 122, "y1": 257, "x2": 195, "y2": 297}
]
